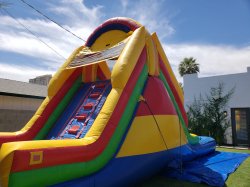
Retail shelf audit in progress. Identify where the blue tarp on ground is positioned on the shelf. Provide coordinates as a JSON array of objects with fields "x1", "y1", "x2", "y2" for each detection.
[{"x1": 163, "y1": 151, "x2": 249, "y2": 187}]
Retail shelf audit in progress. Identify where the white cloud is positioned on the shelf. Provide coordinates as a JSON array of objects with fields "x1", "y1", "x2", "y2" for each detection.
[
  {"x1": 0, "y1": 31, "x2": 65, "y2": 61},
  {"x1": 0, "y1": 14, "x2": 90, "y2": 63},
  {"x1": 0, "y1": 1, "x2": 103, "y2": 72},
  {"x1": 119, "y1": 0, "x2": 175, "y2": 39},
  {"x1": 120, "y1": 0, "x2": 129, "y2": 10},
  {"x1": 47, "y1": 0, "x2": 103, "y2": 35},
  {"x1": 1, "y1": 0, "x2": 249, "y2": 86},
  {"x1": 0, "y1": 63, "x2": 55, "y2": 82},
  {"x1": 163, "y1": 43, "x2": 250, "y2": 82}
]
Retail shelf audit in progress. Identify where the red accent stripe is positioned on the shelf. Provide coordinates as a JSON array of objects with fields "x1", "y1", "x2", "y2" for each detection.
[
  {"x1": 68, "y1": 126, "x2": 80, "y2": 135},
  {"x1": 75, "y1": 115, "x2": 86, "y2": 121},
  {"x1": 84, "y1": 66, "x2": 93, "y2": 82},
  {"x1": 90, "y1": 93, "x2": 100, "y2": 98},
  {"x1": 11, "y1": 48, "x2": 147, "y2": 173},
  {"x1": 159, "y1": 56, "x2": 188, "y2": 126},
  {"x1": 136, "y1": 77, "x2": 176, "y2": 116},
  {"x1": 0, "y1": 69, "x2": 82, "y2": 146},
  {"x1": 100, "y1": 17, "x2": 140, "y2": 31},
  {"x1": 97, "y1": 66, "x2": 107, "y2": 80},
  {"x1": 86, "y1": 17, "x2": 140, "y2": 46}
]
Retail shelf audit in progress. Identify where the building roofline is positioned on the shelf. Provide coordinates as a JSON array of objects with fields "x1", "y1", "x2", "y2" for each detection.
[
  {"x1": 184, "y1": 67, "x2": 250, "y2": 80},
  {"x1": 0, "y1": 78, "x2": 47, "y2": 97},
  {"x1": 0, "y1": 92, "x2": 46, "y2": 99}
]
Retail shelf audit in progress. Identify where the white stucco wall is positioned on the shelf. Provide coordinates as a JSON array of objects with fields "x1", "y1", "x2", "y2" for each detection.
[{"x1": 183, "y1": 67, "x2": 250, "y2": 144}]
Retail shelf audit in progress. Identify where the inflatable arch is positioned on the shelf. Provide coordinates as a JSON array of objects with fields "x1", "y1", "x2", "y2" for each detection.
[{"x1": 0, "y1": 17, "x2": 215, "y2": 187}]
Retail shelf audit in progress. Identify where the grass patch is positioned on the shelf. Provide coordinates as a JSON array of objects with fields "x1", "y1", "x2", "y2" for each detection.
[
  {"x1": 139, "y1": 148, "x2": 250, "y2": 187},
  {"x1": 217, "y1": 147, "x2": 250, "y2": 154}
]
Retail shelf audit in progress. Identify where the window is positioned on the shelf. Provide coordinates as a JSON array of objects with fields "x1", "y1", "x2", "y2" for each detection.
[{"x1": 231, "y1": 108, "x2": 250, "y2": 146}]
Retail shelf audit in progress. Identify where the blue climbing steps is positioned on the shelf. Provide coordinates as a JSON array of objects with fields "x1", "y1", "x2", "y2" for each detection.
[{"x1": 46, "y1": 80, "x2": 111, "y2": 140}]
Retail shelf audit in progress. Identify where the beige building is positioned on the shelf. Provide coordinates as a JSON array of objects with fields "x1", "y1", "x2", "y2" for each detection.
[
  {"x1": 29, "y1": 74, "x2": 52, "y2": 86},
  {"x1": 0, "y1": 78, "x2": 47, "y2": 132}
]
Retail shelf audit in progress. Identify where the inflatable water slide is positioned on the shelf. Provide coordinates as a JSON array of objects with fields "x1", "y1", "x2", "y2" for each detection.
[{"x1": 0, "y1": 17, "x2": 216, "y2": 187}]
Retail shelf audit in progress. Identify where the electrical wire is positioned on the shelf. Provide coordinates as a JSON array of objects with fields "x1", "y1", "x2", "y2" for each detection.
[
  {"x1": 142, "y1": 98, "x2": 169, "y2": 150},
  {"x1": 19, "y1": 0, "x2": 86, "y2": 42},
  {"x1": 145, "y1": 97, "x2": 183, "y2": 174},
  {"x1": 140, "y1": 91, "x2": 184, "y2": 174},
  {"x1": 178, "y1": 116, "x2": 183, "y2": 174},
  {"x1": 1, "y1": 8, "x2": 66, "y2": 60}
]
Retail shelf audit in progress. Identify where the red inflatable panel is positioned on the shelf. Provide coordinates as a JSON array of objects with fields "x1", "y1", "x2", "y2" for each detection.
[{"x1": 137, "y1": 77, "x2": 176, "y2": 116}]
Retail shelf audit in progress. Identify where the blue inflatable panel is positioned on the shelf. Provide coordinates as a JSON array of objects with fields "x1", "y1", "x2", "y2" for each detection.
[
  {"x1": 164, "y1": 151, "x2": 249, "y2": 187},
  {"x1": 46, "y1": 80, "x2": 111, "y2": 139},
  {"x1": 46, "y1": 83, "x2": 92, "y2": 139},
  {"x1": 50, "y1": 137, "x2": 216, "y2": 186},
  {"x1": 51, "y1": 147, "x2": 180, "y2": 187},
  {"x1": 50, "y1": 139, "x2": 216, "y2": 187}
]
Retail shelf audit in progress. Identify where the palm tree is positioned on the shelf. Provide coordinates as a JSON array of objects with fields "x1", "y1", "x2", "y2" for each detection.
[{"x1": 178, "y1": 57, "x2": 199, "y2": 77}]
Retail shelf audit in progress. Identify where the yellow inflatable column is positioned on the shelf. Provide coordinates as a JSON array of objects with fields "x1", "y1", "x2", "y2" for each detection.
[
  {"x1": 112, "y1": 26, "x2": 146, "y2": 89},
  {"x1": 146, "y1": 32, "x2": 159, "y2": 76}
]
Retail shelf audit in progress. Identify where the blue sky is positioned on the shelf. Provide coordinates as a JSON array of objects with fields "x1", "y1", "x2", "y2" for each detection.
[{"x1": 0, "y1": 0, "x2": 250, "y2": 82}]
